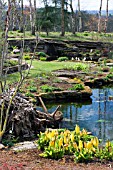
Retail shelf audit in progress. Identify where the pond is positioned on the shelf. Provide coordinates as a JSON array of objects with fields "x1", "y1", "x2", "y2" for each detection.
[{"x1": 37, "y1": 87, "x2": 113, "y2": 143}]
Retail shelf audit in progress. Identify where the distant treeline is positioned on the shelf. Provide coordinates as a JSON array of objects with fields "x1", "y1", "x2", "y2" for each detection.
[{"x1": 36, "y1": 7, "x2": 113, "y2": 33}]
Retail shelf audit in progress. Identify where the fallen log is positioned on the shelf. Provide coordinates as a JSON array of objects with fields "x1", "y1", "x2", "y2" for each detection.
[
  {"x1": 37, "y1": 96, "x2": 63, "y2": 121},
  {"x1": 36, "y1": 109, "x2": 63, "y2": 121}
]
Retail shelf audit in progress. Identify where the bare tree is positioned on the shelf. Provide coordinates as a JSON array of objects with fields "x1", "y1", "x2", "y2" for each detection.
[
  {"x1": 61, "y1": 0, "x2": 65, "y2": 36},
  {"x1": 0, "y1": 0, "x2": 37, "y2": 142},
  {"x1": 0, "y1": 0, "x2": 6, "y2": 30},
  {"x1": 69, "y1": 0, "x2": 76, "y2": 34},
  {"x1": 98, "y1": 0, "x2": 103, "y2": 32},
  {"x1": 104, "y1": 0, "x2": 109, "y2": 33},
  {"x1": 19, "y1": 0, "x2": 24, "y2": 32},
  {"x1": 29, "y1": 0, "x2": 36, "y2": 35},
  {"x1": 0, "y1": 0, "x2": 12, "y2": 141},
  {"x1": 78, "y1": 0, "x2": 82, "y2": 32}
]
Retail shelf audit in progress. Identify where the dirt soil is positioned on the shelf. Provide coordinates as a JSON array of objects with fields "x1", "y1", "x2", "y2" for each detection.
[{"x1": 1, "y1": 148, "x2": 113, "y2": 170}]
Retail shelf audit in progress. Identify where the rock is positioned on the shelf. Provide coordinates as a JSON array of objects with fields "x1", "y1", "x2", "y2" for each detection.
[
  {"x1": 0, "y1": 143, "x2": 5, "y2": 149},
  {"x1": 98, "y1": 57, "x2": 107, "y2": 62},
  {"x1": 12, "y1": 141, "x2": 38, "y2": 151},
  {"x1": 106, "y1": 63, "x2": 113, "y2": 67},
  {"x1": 13, "y1": 49, "x2": 20, "y2": 54}
]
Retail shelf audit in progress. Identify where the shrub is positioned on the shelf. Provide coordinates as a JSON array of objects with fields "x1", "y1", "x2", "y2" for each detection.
[
  {"x1": 4, "y1": 59, "x2": 18, "y2": 67},
  {"x1": 38, "y1": 52, "x2": 46, "y2": 57},
  {"x1": 17, "y1": 30, "x2": 22, "y2": 33},
  {"x1": 58, "y1": 57, "x2": 69, "y2": 62},
  {"x1": 69, "y1": 84, "x2": 85, "y2": 91},
  {"x1": 28, "y1": 86, "x2": 37, "y2": 92},
  {"x1": 25, "y1": 92, "x2": 34, "y2": 97},
  {"x1": 23, "y1": 55, "x2": 30, "y2": 60},
  {"x1": 9, "y1": 60, "x2": 18, "y2": 66},
  {"x1": 83, "y1": 33, "x2": 89, "y2": 36},
  {"x1": 73, "y1": 63, "x2": 89, "y2": 71},
  {"x1": 40, "y1": 85, "x2": 61, "y2": 93},
  {"x1": 65, "y1": 63, "x2": 89, "y2": 71},
  {"x1": 40, "y1": 57, "x2": 47, "y2": 61},
  {"x1": 105, "y1": 73, "x2": 113, "y2": 79},
  {"x1": 95, "y1": 50, "x2": 100, "y2": 55}
]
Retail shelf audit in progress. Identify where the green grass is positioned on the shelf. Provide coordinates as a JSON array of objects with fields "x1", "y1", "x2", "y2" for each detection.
[
  {"x1": 6, "y1": 72, "x2": 21, "y2": 84},
  {"x1": 6, "y1": 60, "x2": 77, "y2": 84},
  {"x1": 8, "y1": 31, "x2": 36, "y2": 40},
  {"x1": 27, "y1": 60, "x2": 88, "y2": 78},
  {"x1": 6, "y1": 60, "x2": 89, "y2": 86},
  {"x1": 5, "y1": 31, "x2": 113, "y2": 43},
  {"x1": 38, "y1": 31, "x2": 113, "y2": 42}
]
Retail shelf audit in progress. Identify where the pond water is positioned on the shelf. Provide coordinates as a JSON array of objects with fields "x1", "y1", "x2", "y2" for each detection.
[{"x1": 37, "y1": 87, "x2": 113, "y2": 143}]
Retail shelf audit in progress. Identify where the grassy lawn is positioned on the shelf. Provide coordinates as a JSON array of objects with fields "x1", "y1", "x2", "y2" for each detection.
[
  {"x1": 28, "y1": 60, "x2": 76, "y2": 74},
  {"x1": 6, "y1": 60, "x2": 91, "y2": 89},
  {"x1": 7, "y1": 60, "x2": 79, "y2": 84},
  {"x1": 6, "y1": 31, "x2": 113, "y2": 43}
]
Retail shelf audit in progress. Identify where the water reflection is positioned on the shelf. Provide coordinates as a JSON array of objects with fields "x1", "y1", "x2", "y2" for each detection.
[{"x1": 37, "y1": 87, "x2": 113, "y2": 142}]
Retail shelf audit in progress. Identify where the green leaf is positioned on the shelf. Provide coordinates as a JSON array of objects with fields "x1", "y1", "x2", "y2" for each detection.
[{"x1": 39, "y1": 153, "x2": 48, "y2": 157}]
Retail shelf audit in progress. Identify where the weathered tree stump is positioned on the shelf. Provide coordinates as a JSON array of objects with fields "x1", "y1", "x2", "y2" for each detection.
[{"x1": 0, "y1": 92, "x2": 63, "y2": 140}]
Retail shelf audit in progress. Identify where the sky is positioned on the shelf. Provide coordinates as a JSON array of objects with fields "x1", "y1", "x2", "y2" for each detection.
[
  {"x1": 73, "y1": 0, "x2": 113, "y2": 11},
  {"x1": 29, "y1": 0, "x2": 113, "y2": 11},
  {"x1": 5, "y1": 0, "x2": 113, "y2": 11}
]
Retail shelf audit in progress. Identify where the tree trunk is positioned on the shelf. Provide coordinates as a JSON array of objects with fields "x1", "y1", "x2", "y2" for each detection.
[
  {"x1": 98, "y1": 0, "x2": 103, "y2": 33},
  {"x1": 32, "y1": 0, "x2": 36, "y2": 35},
  {"x1": 104, "y1": 0, "x2": 109, "y2": 33},
  {"x1": 53, "y1": 0, "x2": 57, "y2": 31},
  {"x1": 20, "y1": 0, "x2": 24, "y2": 32},
  {"x1": 70, "y1": 0, "x2": 76, "y2": 34},
  {"x1": 78, "y1": 0, "x2": 82, "y2": 32},
  {"x1": 61, "y1": 0, "x2": 65, "y2": 36},
  {"x1": 29, "y1": 0, "x2": 36, "y2": 35}
]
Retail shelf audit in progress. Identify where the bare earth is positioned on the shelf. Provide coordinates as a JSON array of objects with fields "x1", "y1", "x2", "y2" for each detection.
[{"x1": 1, "y1": 148, "x2": 113, "y2": 170}]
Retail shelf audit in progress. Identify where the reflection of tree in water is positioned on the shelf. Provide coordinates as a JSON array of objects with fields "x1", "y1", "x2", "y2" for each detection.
[{"x1": 98, "y1": 88, "x2": 108, "y2": 142}]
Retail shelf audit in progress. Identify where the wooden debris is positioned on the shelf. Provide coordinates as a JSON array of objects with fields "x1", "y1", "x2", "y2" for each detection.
[{"x1": 0, "y1": 92, "x2": 63, "y2": 139}]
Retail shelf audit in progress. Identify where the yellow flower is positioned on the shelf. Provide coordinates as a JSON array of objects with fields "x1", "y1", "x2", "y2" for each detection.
[
  {"x1": 49, "y1": 140, "x2": 55, "y2": 147},
  {"x1": 64, "y1": 136, "x2": 67, "y2": 144},
  {"x1": 66, "y1": 137, "x2": 70, "y2": 144},
  {"x1": 70, "y1": 133, "x2": 74, "y2": 142},
  {"x1": 106, "y1": 141, "x2": 111, "y2": 148},
  {"x1": 46, "y1": 132, "x2": 52, "y2": 139},
  {"x1": 64, "y1": 130, "x2": 70, "y2": 137},
  {"x1": 92, "y1": 137, "x2": 99, "y2": 147},
  {"x1": 92, "y1": 147, "x2": 96, "y2": 152},
  {"x1": 75, "y1": 125, "x2": 80, "y2": 134},
  {"x1": 55, "y1": 130, "x2": 58, "y2": 136},
  {"x1": 59, "y1": 138, "x2": 63, "y2": 148},
  {"x1": 84, "y1": 142, "x2": 87, "y2": 148},
  {"x1": 82, "y1": 128, "x2": 87, "y2": 135},
  {"x1": 51, "y1": 130, "x2": 56, "y2": 137},
  {"x1": 60, "y1": 132, "x2": 64, "y2": 136},
  {"x1": 86, "y1": 141, "x2": 92, "y2": 150},
  {"x1": 64, "y1": 144, "x2": 69, "y2": 150},
  {"x1": 79, "y1": 140, "x2": 83, "y2": 151},
  {"x1": 73, "y1": 142, "x2": 78, "y2": 150}
]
